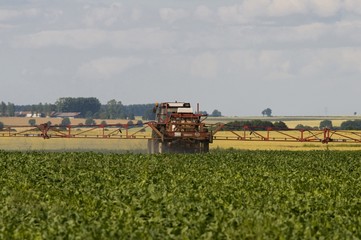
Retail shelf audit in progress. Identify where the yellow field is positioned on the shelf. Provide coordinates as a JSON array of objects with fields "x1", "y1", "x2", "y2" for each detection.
[
  {"x1": 0, "y1": 138, "x2": 148, "y2": 152},
  {"x1": 1, "y1": 136, "x2": 361, "y2": 152},
  {"x1": 1, "y1": 117, "x2": 361, "y2": 152},
  {"x1": 0, "y1": 117, "x2": 129, "y2": 126}
]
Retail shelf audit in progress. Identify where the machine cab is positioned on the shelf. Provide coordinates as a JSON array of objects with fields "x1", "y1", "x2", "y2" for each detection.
[{"x1": 154, "y1": 102, "x2": 193, "y2": 123}]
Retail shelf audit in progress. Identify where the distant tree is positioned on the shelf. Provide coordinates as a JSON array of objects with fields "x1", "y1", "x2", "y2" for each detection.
[
  {"x1": 56, "y1": 97, "x2": 101, "y2": 117},
  {"x1": 0, "y1": 121, "x2": 4, "y2": 130},
  {"x1": 137, "y1": 120, "x2": 146, "y2": 132},
  {"x1": 85, "y1": 118, "x2": 96, "y2": 125},
  {"x1": 128, "y1": 113, "x2": 135, "y2": 120},
  {"x1": 105, "y1": 99, "x2": 124, "y2": 119},
  {"x1": 7, "y1": 102, "x2": 15, "y2": 117},
  {"x1": 28, "y1": 119, "x2": 36, "y2": 126},
  {"x1": 354, "y1": 112, "x2": 357, "y2": 116},
  {"x1": 142, "y1": 108, "x2": 156, "y2": 120},
  {"x1": 295, "y1": 124, "x2": 317, "y2": 130},
  {"x1": 262, "y1": 108, "x2": 272, "y2": 117},
  {"x1": 210, "y1": 109, "x2": 222, "y2": 117},
  {"x1": 85, "y1": 111, "x2": 93, "y2": 119},
  {"x1": 340, "y1": 120, "x2": 361, "y2": 130},
  {"x1": 273, "y1": 121, "x2": 288, "y2": 130},
  {"x1": 1, "y1": 102, "x2": 7, "y2": 116},
  {"x1": 100, "y1": 120, "x2": 107, "y2": 126},
  {"x1": 61, "y1": 117, "x2": 71, "y2": 126},
  {"x1": 223, "y1": 120, "x2": 276, "y2": 131},
  {"x1": 320, "y1": 120, "x2": 333, "y2": 129},
  {"x1": 127, "y1": 120, "x2": 134, "y2": 126}
]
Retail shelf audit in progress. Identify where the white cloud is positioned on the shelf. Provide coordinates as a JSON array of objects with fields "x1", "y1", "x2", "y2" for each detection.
[
  {"x1": 194, "y1": 5, "x2": 213, "y2": 21},
  {"x1": 0, "y1": 8, "x2": 40, "y2": 21},
  {"x1": 14, "y1": 29, "x2": 107, "y2": 49},
  {"x1": 309, "y1": 0, "x2": 341, "y2": 17},
  {"x1": 0, "y1": 9, "x2": 21, "y2": 21},
  {"x1": 83, "y1": 3, "x2": 124, "y2": 27},
  {"x1": 77, "y1": 57, "x2": 143, "y2": 79},
  {"x1": 159, "y1": 8, "x2": 189, "y2": 23},
  {"x1": 344, "y1": 0, "x2": 361, "y2": 15},
  {"x1": 110, "y1": 28, "x2": 177, "y2": 50},
  {"x1": 191, "y1": 52, "x2": 218, "y2": 78},
  {"x1": 241, "y1": 0, "x2": 271, "y2": 18},
  {"x1": 14, "y1": 28, "x2": 177, "y2": 50},
  {"x1": 268, "y1": 0, "x2": 307, "y2": 17},
  {"x1": 217, "y1": 0, "x2": 345, "y2": 24},
  {"x1": 217, "y1": 5, "x2": 246, "y2": 24},
  {"x1": 131, "y1": 8, "x2": 142, "y2": 21}
]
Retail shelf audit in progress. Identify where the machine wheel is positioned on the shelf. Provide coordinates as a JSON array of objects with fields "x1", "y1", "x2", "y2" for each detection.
[
  {"x1": 149, "y1": 129, "x2": 168, "y2": 154},
  {"x1": 203, "y1": 141, "x2": 209, "y2": 153},
  {"x1": 148, "y1": 139, "x2": 160, "y2": 154}
]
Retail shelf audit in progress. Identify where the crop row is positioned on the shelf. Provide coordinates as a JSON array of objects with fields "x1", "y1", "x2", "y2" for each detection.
[{"x1": 1, "y1": 150, "x2": 361, "y2": 239}]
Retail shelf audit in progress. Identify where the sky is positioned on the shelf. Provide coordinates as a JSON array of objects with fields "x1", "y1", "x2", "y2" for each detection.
[{"x1": 1, "y1": 0, "x2": 361, "y2": 116}]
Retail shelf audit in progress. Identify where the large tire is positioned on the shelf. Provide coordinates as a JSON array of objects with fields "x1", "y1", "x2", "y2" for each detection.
[
  {"x1": 147, "y1": 139, "x2": 153, "y2": 154},
  {"x1": 203, "y1": 141, "x2": 209, "y2": 153},
  {"x1": 148, "y1": 139, "x2": 159, "y2": 154}
]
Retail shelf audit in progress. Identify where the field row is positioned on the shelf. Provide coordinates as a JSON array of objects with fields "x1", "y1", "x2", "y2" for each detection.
[{"x1": 1, "y1": 150, "x2": 361, "y2": 238}]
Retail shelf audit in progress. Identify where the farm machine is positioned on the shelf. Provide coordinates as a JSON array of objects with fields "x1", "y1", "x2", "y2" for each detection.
[
  {"x1": 1, "y1": 101, "x2": 361, "y2": 153},
  {"x1": 147, "y1": 102, "x2": 212, "y2": 153}
]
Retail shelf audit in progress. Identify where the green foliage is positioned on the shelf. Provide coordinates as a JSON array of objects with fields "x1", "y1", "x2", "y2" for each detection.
[
  {"x1": 273, "y1": 121, "x2": 288, "y2": 129},
  {"x1": 295, "y1": 124, "x2": 315, "y2": 130},
  {"x1": 7, "y1": 102, "x2": 15, "y2": 117},
  {"x1": 5, "y1": 99, "x2": 156, "y2": 120},
  {"x1": 262, "y1": 108, "x2": 272, "y2": 117},
  {"x1": 340, "y1": 120, "x2": 361, "y2": 130},
  {"x1": 210, "y1": 109, "x2": 222, "y2": 117},
  {"x1": 320, "y1": 120, "x2": 333, "y2": 129},
  {"x1": 0, "y1": 101, "x2": 7, "y2": 116},
  {"x1": 224, "y1": 120, "x2": 288, "y2": 131},
  {"x1": 56, "y1": 97, "x2": 101, "y2": 117},
  {"x1": 61, "y1": 117, "x2": 71, "y2": 126},
  {"x1": 142, "y1": 106, "x2": 156, "y2": 120},
  {"x1": 1, "y1": 151, "x2": 361, "y2": 239},
  {"x1": 85, "y1": 118, "x2": 96, "y2": 125},
  {"x1": 28, "y1": 119, "x2": 36, "y2": 126},
  {"x1": 0, "y1": 121, "x2": 4, "y2": 130}
]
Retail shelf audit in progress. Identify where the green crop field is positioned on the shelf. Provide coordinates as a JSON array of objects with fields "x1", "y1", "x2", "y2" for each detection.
[{"x1": 1, "y1": 150, "x2": 361, "y2": 239}]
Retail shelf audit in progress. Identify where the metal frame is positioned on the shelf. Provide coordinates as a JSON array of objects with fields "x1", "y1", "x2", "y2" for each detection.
[{"x1": 1, "y1": 123, "x2": 361, "y2": 144}]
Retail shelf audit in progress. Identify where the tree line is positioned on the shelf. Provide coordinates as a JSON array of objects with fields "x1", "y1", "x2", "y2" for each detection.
[
  {"x1": 296, "y1": 119, "x2": 361, "y2": 131},
  {"x1": 0, "y1": 98, "x2": 156, "y2": 120},
  {"x1": 222, "y1": 119, "x2": 361, "y2": 131}
]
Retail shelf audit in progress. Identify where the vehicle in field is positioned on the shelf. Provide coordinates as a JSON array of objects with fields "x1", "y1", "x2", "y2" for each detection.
[
  {"x1": 1, "y1": 101, "x2": 361, "y2": 153},
  {"x1": 147, "y1": 102, "x2": 212, "y2": 153}
]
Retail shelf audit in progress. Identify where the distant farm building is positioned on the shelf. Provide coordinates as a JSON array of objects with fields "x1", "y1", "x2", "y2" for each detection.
[
  {"x1": 15, "y1": 111, "x2": 81, "y2": 119},
  {"x1": 15, "y1": 111, "x2": 44, "y2": 118},
  {"x1": 52, "y1": 112, "x2": 81, "y2": 119}
]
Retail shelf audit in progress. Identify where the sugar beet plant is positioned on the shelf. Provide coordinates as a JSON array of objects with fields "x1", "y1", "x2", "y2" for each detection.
[{"x1": 1, "y1": 150, "x2": 361, "y2": 239}]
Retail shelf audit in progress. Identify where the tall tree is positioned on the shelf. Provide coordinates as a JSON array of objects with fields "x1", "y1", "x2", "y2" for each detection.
[
  {"x1": 319, "y1": 120, "x2": 333, "y2": 129},
  {"x1": 7, "y1": 102, "x2": 15, "y2": 117},
  {"x1": 56, "y1": 97, "x2": 101, "y2": 117},
  {"x1": 210, "y1": 109, "x2": 222, "y2": 117},
  {"x1": 262, "y1": 108, "x2": 272, "y2": 117},
  {"x1": 1, "y1": 101, "x2": 7, "y2": 116},
  {"x1": 106, "y1": 99, "x2": 123, "y2": 119}
]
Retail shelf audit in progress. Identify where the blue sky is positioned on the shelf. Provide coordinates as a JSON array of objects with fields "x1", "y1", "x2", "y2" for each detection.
[{"x1": 1, "y1": 0, "x2": 361, "y2": 116}]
